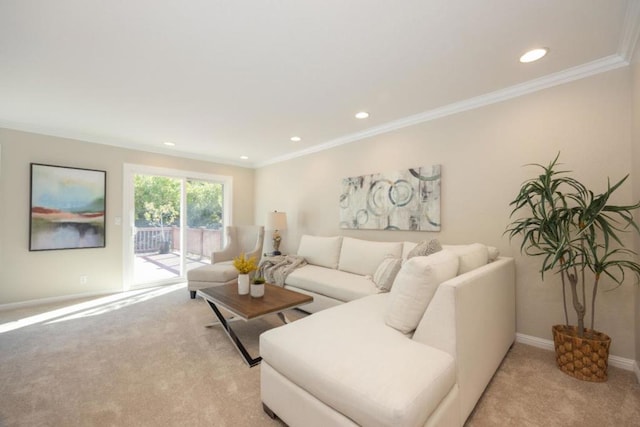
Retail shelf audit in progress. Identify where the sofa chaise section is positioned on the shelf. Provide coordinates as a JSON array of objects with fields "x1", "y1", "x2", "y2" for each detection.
[
  {"x1": 261, "y1": 294, "x2": 459, "y2": 427},
  {"x1": 260, "y1": 251, "x2": 516, "y2": 426}
]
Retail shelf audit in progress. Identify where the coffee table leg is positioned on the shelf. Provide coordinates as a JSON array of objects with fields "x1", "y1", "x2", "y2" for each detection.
[
  {"x1": 205, "y1": 315, "x2": 240, "y2": 328},
  {"x1": 277, "y1": 312, "x2": 291, "y2": 324},
  {"x1": 204, "y1": 300, "x2": 262, "y2": 367}
]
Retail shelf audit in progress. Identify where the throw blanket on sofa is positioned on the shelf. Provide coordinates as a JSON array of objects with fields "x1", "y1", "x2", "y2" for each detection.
[{"x1": 258, "y1": 255, "x2": 307, "y2": 287}]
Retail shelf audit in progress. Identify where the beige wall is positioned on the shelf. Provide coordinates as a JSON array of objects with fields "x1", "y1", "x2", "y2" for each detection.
[
  {"x1": 256, "y1": 67, "x2": 637, "y2": 358},
  {"x1": 0, "y1": 129, "x2": 255, "y2": 304},
  {"x1": 632, "y1": 43, "x2": 640, "y2": 369}
]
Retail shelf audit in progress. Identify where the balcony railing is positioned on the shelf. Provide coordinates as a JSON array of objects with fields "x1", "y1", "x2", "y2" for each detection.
[{"x1": 135, "y1": 226, "x2": 223, "y2": 259}]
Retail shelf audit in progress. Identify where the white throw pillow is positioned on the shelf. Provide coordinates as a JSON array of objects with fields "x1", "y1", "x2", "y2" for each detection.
[
  {"x1": 297, "y1": 235, "x2": 343, "y2": 269},
  {"x1": 372, "y1": 256, "x2": 402, "y2": 291},
  {"x1": 385, "y1": 250, "x2": 459, "y2": 334},
  {"x1": 442, "y1": 243, "x2": 489, "y2": 274},
  {"x1": 487, "y1": 246, "x2": 500, "y2": 262},
  {"x1": 338, "y1": 237, "x2": 402, "y2": 277}
]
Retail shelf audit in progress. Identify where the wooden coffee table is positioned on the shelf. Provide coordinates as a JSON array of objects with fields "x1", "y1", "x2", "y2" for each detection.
[{"x1": 197, "y1": 283, "x2": 313, "y2": 367}]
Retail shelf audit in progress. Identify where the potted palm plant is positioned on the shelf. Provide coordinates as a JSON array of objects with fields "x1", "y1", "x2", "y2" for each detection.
[{"x1": 506, "y1": 153, "x2": 640, "y2": 382}]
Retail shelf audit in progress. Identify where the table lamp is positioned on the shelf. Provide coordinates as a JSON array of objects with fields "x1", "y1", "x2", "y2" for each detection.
[{"x1": 266, "y1": 211, "x2": 287, "y2": 255}]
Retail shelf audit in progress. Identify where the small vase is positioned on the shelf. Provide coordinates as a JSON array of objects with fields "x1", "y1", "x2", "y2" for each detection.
[
  {"x1": 238, "y1": 274, "x2": 250, "y2": 295},
  {"x1": 250, "y1": 283, "x2": 265, "y2": 298}
]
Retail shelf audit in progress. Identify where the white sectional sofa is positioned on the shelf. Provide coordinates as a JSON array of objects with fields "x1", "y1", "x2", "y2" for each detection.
[
  {"x1": 281, "y1": 235, "x2": 501, "y2": 313},
  {"x1": 260, "y1": 235, "x2": 515, "y2": 427}
]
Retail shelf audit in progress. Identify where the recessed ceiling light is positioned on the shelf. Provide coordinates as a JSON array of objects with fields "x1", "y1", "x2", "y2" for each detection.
[
  {"x1": 520, "y1": 48, "x2": 548, "y2": 63},
  {"x1": 290, "y1": 136, "x2": 302, "y2": 142},
  {"x1": 163, "y1": 141, "x2": 175, "y2": 147},
  {"x1": 240, "y1": 155, "x2": 249, "y2": 160},
  {"x1": 355, "y1": 111, "x2": 369, "y2": 119}
]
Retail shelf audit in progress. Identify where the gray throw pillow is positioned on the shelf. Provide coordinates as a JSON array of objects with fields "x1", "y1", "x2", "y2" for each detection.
[
  {"x1": 407, "y1": 239, "x2": 442, "y2": 259},
  {"x1": 373, "y1": 256, "x2": 402, "y2": 291}
]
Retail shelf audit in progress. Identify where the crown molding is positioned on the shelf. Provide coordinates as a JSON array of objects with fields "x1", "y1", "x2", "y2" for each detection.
[
  {"x1": 3, "y1": 51, "x2": 630, "y2": 171},
  {"x1": 259, "y1": 54, "x2": 628, "y2": 168},
  {"x1": 618, "y1": 0, "x2": 640, "y2": 62},
  {"x1": 0, "y1": 120, "x2": 253, "y2": 169}
]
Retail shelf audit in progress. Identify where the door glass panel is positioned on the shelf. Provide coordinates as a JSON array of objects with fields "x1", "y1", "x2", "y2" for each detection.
[
  {"x1": 185, "y1": 179, "x2": 224, "y2": 272},
  {"x1": 133, "y1": 174, "x2": 181, "y2": 285}
]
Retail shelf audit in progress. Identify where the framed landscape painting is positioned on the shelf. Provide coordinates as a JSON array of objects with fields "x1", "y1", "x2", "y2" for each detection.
[{"x1": 29, "y1": 163, "x2": 106, "y2": 251}]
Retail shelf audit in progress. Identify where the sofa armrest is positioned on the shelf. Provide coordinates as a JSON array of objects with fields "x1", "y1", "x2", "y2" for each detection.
[
  {"x1": 244, "y1": 229, "x2": 265, "y2": 263},
  {"x1": 412, "y1": 257, "x2": 516, "y2": 422}
]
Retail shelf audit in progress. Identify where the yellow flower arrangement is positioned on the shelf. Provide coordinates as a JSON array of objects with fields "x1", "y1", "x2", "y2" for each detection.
[{"x1": 233, "y1": 253, "x2": 258, "y2": 274}]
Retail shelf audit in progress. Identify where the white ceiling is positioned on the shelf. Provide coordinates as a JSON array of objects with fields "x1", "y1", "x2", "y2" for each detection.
[{"x1": 1, "y1": 1, "x2": 639, "y2": 167}]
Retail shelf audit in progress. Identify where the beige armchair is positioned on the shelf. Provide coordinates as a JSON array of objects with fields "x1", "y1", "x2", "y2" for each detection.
[{"x1": 187, "y1": 225, "x2": 265, "y2": 298}]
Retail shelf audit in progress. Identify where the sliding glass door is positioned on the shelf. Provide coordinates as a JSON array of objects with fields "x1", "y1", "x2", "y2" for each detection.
[
  {"x1": 133, "y1": 174, "x2": 182, "y2": 284},
  {"x1": 123, "y1": 165, "x2": 232, "y2": 289}
]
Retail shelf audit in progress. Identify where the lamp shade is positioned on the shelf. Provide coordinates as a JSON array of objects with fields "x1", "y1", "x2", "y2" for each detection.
[{"x1": 266, "y1": 211, "x2": 287, "y2": 231}]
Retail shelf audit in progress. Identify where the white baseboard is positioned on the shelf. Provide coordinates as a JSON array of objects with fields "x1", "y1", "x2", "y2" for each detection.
[
  {"x1": 515, "y1": 333, "x2": 555, "y2": 351},
  {"x1": 0, "y1": 290, "x2": 119, "y2": 312},
  {"x1": 0, "y1": 281, "x2": 187, "y2": 311},
  {"x1": 0, "y1": 282, "x2": 188, "y2": 313},
  {"x1": 634, "y1": 361, "x2": 640, "y2": 384},
  {"x1": 515, "y1": 333, "x2": 636, "y2": 372}
]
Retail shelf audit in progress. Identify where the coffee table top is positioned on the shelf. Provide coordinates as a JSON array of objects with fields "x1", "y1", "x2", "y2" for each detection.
[{"x1": 197, "y1": 283, "x2": 313, "y2": 321}]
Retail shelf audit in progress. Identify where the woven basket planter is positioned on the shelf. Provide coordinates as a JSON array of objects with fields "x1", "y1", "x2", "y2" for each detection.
[{"x1": 552, "y1": 325, "x2": 611, "y2": 382}]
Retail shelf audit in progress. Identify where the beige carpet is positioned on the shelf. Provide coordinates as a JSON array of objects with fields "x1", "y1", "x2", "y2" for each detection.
[
  {"x1": 0, "y1": 284, "x2": 638, "y2": 427},
  {"x1": 467, "y1": 343, "x2": 640, "y2": 427}
]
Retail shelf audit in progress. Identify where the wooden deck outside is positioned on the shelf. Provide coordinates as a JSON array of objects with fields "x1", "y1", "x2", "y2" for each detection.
[{"x1": 134, "y1": 251, "x2": 210, "y2": 284}]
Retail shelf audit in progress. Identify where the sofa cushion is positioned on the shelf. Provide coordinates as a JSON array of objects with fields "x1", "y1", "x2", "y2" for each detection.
[
  {"x1": 260, "y1": 294, "x2": 457, "y2": 427},
  {"x1": 286, "y1": 265, "x2": 379, "y2": 302},
  {"x1": 372, "y1": 256, "x2": 402, "y2": 291},
  {"x1": 385, "y1": 250, "x2": 459, "y2": 334},
  {"x1": 442, "y1": 243, "x2": 489, "y2": 274},
  {"x1": 297, "y1": 235, "x2": 343, "y2": 269},
  {"x1": 407, "y1": 239, "x2": 442, "y2": 259},
  {"x1": 338, "y1": 237, "x2": 403, "y2": 276}
]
